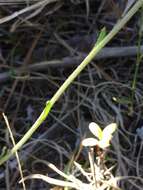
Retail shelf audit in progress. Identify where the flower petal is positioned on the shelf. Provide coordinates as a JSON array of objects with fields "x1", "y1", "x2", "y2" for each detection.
[
  {"x1": 98, "y1": 138, "x2": 111, "y2": 149},
  {"x1": 89, "y1": 122, "x2": 102, "y2": 140},
  {"x1": 82, "y1": 138, "x2": 99, "y2": 147},
  {"x1": 102, "y1": 123, "x2": 117, "y2": 139},
  {"x1": 99, "y1": 123, "x2": 117, "y2": 149}
]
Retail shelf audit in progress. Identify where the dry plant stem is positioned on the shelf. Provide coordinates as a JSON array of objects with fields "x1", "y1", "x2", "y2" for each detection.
[
  {"x1": 20, "y1": 174, "x2": 79, "y2": 189},
  {"x1": 2, "y1": 113, "x2": 26, "y2": 190},
  {"x1": 1, "y1": 46, "x2": 143, "y2": 83},
  {"x1": 0, "y1": 0, "x2": 59, "y2": 24},
  {"x1": 0, "y1": 0, "x2": 142, "y2": 165},
  {"x1": 88, "y1": 148, "x2": 97, "y2": 188},
  {"x1": 0, "y1": 0, "x2": 39, "y2": 5}
]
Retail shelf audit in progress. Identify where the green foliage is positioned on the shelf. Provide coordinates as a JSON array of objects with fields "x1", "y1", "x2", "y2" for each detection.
[{"x1": 95, "y1": 27, "x2": 107, "y2": 45}]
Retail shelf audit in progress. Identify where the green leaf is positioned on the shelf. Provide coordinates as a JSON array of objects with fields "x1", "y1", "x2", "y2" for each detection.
[
  {"x1": 41, "y1": 100, "x2": 52, "y2": 121},
  {"x1": 9, "y1": 69, "x2": 17, "y2": 77},
  {"x1": 95, "y1": 27, "x2": 107, "y2": 45},
  {"x1": 0, "y1": 147, "x2": 9, "y2": 159},
  {"x1": 112, "y1": 97, "x2": 131, "y2": 104}
]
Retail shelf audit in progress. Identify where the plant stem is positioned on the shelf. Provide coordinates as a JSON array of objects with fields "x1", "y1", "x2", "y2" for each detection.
[
  {"x1": 131, "y1": 5, "x2": 143, "y2": 108},
  {"x1": 0, "y1": 0, "x2": 143, "y2": 165},
  {"x1": 50, "y1": 0, "x2": 143, "y2": 107}
]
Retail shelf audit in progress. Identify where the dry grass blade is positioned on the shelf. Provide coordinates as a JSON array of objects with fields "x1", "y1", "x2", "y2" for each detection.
[
  {"x1": 0, "y1": 0, "x2": 59, "y2": 24},
  {"x1": 2, "y1": 113, "x2": 26, "y2": 190},
  {"x1": 74, "y1": 161, "x2": 91, "y2": 182},
  {"x1": 19, "y1": 174, "x2": 78, "y2": 189},
  {"x1": 46, "y1": 162, "x2": 87, "y2": 187},
  {"x1": 1, "y1": 45, "x2": 143, "y2": 83},
  {"x1": 47, "y1": 162, "x2": 71, "y2": 180},
  {"x1": 0, "y1": 0, "x2": 39, "y2": 5},
  {"x1": 19, "y1": 174, "x2": 92, "y2": 190}
]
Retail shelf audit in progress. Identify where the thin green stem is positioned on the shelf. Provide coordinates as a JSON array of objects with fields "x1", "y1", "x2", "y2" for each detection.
[
  {"x1": 50, "y1": 0, "x2": 143, "y2": 106},
  {"x1": 0, "y1": 0, "x2": 143, "y2": 165},
  {"x1": 131, "y1": 5, "x2": 143, "y2": 106}
]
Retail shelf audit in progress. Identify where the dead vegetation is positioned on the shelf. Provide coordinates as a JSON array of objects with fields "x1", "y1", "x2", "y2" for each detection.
[{"x1": 0, "y1": 0, "x2": 143, "y2": 189}]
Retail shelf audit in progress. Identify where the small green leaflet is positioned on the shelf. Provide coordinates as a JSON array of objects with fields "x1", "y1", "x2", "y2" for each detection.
[
  {"x1": 0, "y1": 147, "x2": 9, "y2": 159},
  {"x1": 95, "y1": 27, "x2": 107, "y2": 45},
  {"x1": 42, "y1": 100, "x2": 52, "y2": 120},
  {"x1": 112, "y1": 96, "x2": 131, "y2": 105}
]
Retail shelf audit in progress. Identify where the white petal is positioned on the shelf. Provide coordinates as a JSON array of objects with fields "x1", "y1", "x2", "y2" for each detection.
[
  {"x1": 82, "y1": 138, "x2": 98, "y2": 147},
  {"x1": 98, "y1": 123, "x2": 117, "y2": 149},
  {"x1": 98, "y1": 138, "x2": 111, "y2": 149},
  {"x1": 89, "y1": 122, "x2": 102, "y2": 140},
  {"x1": 102, "y1": 123, "x2": 117, "y2": 139}
]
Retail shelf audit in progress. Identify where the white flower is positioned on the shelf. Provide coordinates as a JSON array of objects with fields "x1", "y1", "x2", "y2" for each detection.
[{"x1": 82, "y1": 122, "x2": 117, "y2": 149}]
